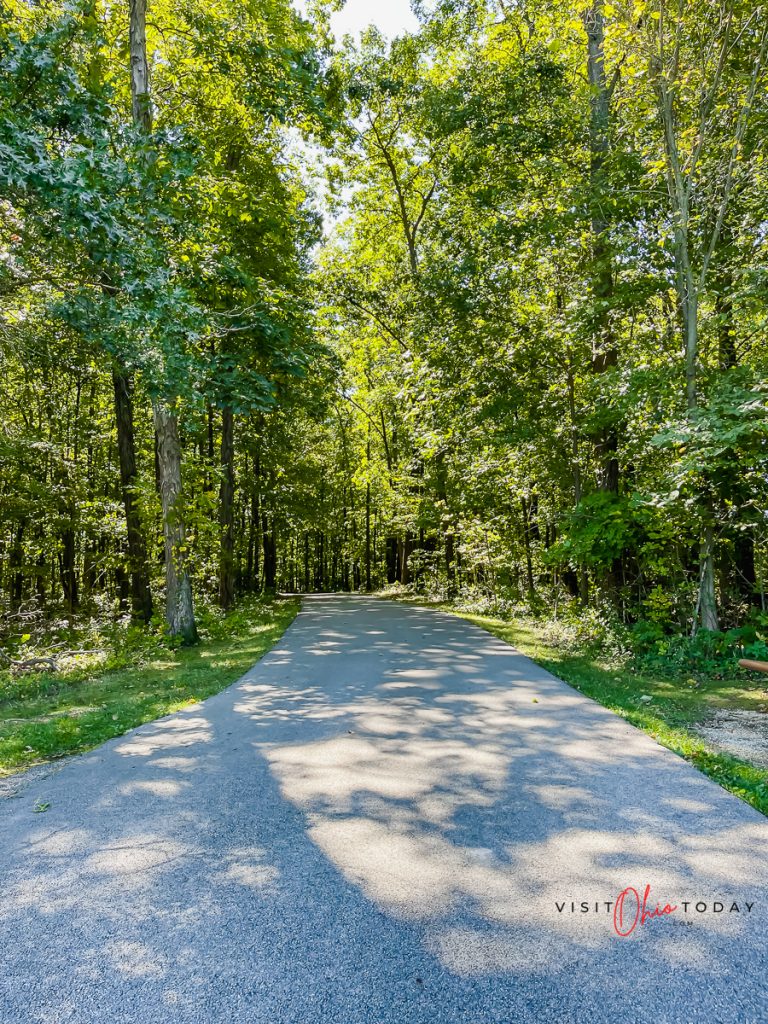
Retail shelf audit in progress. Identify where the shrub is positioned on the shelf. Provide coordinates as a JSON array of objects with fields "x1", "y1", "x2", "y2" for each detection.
[{"x1": 631, "y1": 624, "x2": 768, "y2": 679}]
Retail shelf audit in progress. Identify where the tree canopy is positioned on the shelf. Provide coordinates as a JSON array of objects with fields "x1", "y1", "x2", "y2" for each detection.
[{"x1": 1, "y1": 0, "x2": 767, "y2": 648}]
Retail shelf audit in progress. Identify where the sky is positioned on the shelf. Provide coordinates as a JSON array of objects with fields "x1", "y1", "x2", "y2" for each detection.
[
  {"x1": 330, "y1": 0, "x2": 419, "y2": 42},
  {"x1": 288, "y1": 1, "x2": 421, "y2": 230}
]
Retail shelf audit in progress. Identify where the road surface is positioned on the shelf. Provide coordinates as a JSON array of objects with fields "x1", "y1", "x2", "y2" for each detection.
[{"x1": 1, "y1": 595, "x2": 766, "y2": 1023}]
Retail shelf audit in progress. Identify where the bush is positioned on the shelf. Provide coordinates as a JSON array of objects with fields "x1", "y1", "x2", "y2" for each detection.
[
  {"x1": 393, "y1": 580, "x2": 766, "y2": 681},
  {"x1": 631, "y1": 623, "x2": 768, "y2": 679}
]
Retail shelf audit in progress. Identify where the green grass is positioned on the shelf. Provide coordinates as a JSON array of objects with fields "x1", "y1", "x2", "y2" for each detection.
[
  {"x1": 411, "y1": 601, "x2": 768, "y2": 817},
  {"x1": 0, "y1": 597, "x2": 299, "y2": 774}
]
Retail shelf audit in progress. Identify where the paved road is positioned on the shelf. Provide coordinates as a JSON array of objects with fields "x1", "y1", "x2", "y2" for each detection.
[{"x1": 1, "y1": 596, "x2": 767, "y2": 1024}]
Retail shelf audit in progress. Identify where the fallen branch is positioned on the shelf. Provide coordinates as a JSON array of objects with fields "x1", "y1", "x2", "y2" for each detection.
[
  {"x1": 0, "y1": 648, "x2": 105, "y2": 674},
  {"x1": 0, "y1": 651, "x2": 58, "y2": 673}
]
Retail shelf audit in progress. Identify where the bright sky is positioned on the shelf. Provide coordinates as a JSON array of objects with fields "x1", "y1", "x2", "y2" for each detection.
[{"x1": 330, "y1": 0, "x2": 419, "y2": 40}]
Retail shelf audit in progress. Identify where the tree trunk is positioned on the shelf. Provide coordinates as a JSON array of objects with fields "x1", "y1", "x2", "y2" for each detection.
[
  {"x1": 679, "y1": 282, "x2": 717, "y2": 628},
  {"x1": 112, "y1": 371, "x2": 153, "y2": 622},
  {"x1": 585, "y1": 1, "x2": 620, "y2": 497},
  {"x1": 153, "y1": 402, "x2": 197, "y2": 644},
  {"x1": 129, "y1": 1, "x2": 195, "y2": 641},
  {"x1": 218, "y1": 406, "x2": 236, "y2": 610},
  {"x1": 34, "y1": 543, "x2": 46, "y2": 604},
  {"x1": 445, "y1": 531, "x2": 456, "y2": 590},
  {"x1": 434, "y1": 452, "x2": 456, "y2": 594},
  {"x1": 365, "y1": 481, "x2": 372, "y2": 592},
  {"x1": 520, "y1": 497, "x2": 536, "y2": 603},
  {"x1": 9, "y1": 523, "x2": 24, "y2": 611},
  {"x1": 398, "y1": 535, "x2": 412, "y2": 585},
  {"x1": 714, "y1": 250, "x2": 758, "y2": 610},
  {"x1": 683, "y1": 288, "x2": 699, "y2": 411},
  {"x1": 262, "y1": 514, "x2": 277, "y2": 592},
  {"x1": 717, "y1": 293, "x2": 737, "y2": 370},
  {"x1": 250, "y1": 452, "x2": 261, "y2": 591},
  {"x1": 129, "y1": 0, "x2": 151, "y2": 131},
  {"x1": 246, "y1": 484, "x2": 258, "y2": 592},
  {"x1": 317, "y1": 530, "x2": 325, "y2": 591},
  {"x1": 656, "y1": 67, "x2": 719, "y2": 631},
  {"x1": 114, "y1": 564, "x2": 131, "y2": 608},
  {"x1": 735, "y1": 532, "x2": 759, "y2": 609},
  {"x1": 699, "y1": 523, "x2": 719, "y2": 633},
  {"x1": 59, "y1": 525, "x2": 78, "y2": 615}
]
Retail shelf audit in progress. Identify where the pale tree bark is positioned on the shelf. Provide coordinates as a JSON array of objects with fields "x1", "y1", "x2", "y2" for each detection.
[
  {"x1": 698, "y1": 524, "x2": 719, "y2": 633},
  {"x1": 656, "y1": 78, "x2": 718, "y2": 629},
  {"x1": 129, "y1": 0, "x2": 197, "y2": 641},
  {"x1": 129, "y1": 0, "x2": 152, "y2": 132},
  {"x1": 153, "y1": 402, "x2": 198, "y2": 644}
]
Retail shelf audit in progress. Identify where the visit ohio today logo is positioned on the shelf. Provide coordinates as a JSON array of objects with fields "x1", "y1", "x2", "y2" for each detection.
[{"x1": 556, "y1": 885, "x2": 756, "y2": 937}]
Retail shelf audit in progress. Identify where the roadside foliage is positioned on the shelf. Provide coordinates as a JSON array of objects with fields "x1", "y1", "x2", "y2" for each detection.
[{"x1": 1, "y1": 0, "x2": 767, "y2": 673}]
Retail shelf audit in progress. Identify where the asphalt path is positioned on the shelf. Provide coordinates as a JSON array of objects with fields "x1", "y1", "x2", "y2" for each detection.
[{"x1": 1, "y1": 595, "x2": 766, "y2": 1024}]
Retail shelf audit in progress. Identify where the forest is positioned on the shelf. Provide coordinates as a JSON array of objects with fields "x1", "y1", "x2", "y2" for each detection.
[{"x1": 1, "y1": 0, "x2": 768, "y2": 671}]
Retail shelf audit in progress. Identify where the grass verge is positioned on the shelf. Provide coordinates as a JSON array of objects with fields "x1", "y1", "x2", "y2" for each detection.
[
  {"x1": 0, "y1": 597, "x2": 299, "y2": 775},
  {"x1": 413, "y1": 601, "x2": 768, "y2": 817}
]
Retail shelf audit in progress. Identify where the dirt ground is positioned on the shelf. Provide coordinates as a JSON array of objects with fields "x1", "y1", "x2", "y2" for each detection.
[{"x1": 694, "y1": 709, "x2": 768, "y2": 769}]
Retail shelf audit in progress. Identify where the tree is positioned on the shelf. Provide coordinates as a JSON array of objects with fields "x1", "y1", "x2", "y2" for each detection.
[
  {"x1": 2, "y1": 0, "x2": 768, "y2": 650},
  {"x1": 128, "y1": 0, "x2": 197, "y2": 642},
  {"x1": 637, "y1": 0, "x2": 768, "y2": 629}
]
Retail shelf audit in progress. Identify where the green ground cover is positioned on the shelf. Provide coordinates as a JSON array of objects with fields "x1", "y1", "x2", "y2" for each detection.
[{"x1": 0, "y1": 598, "x2": 299, "y2": 774}]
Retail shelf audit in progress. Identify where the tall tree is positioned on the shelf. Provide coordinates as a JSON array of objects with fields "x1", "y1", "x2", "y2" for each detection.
[
  {"x1": 584, "y1": 1, "x2": 619, "y2": 496},
  {"x1": 128, "y1": 0, "x2": 197, "y2": 642},
  {"x1": 641, "y1": 0, "x2": 768, "y2": 630}
]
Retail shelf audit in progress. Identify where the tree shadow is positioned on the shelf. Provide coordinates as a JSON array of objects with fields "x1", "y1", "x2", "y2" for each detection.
[{"x1": 0, "y1": 595, "x2": 766, "y2": 1023}]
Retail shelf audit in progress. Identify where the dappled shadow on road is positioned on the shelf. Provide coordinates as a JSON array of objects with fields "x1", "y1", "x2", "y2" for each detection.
[
  {"x1": 0, "y1": 595, "x2": 767, "y2": 1023},
  {"x1": 236, "y1": 600, "x2": 768, "y2": 973}
]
